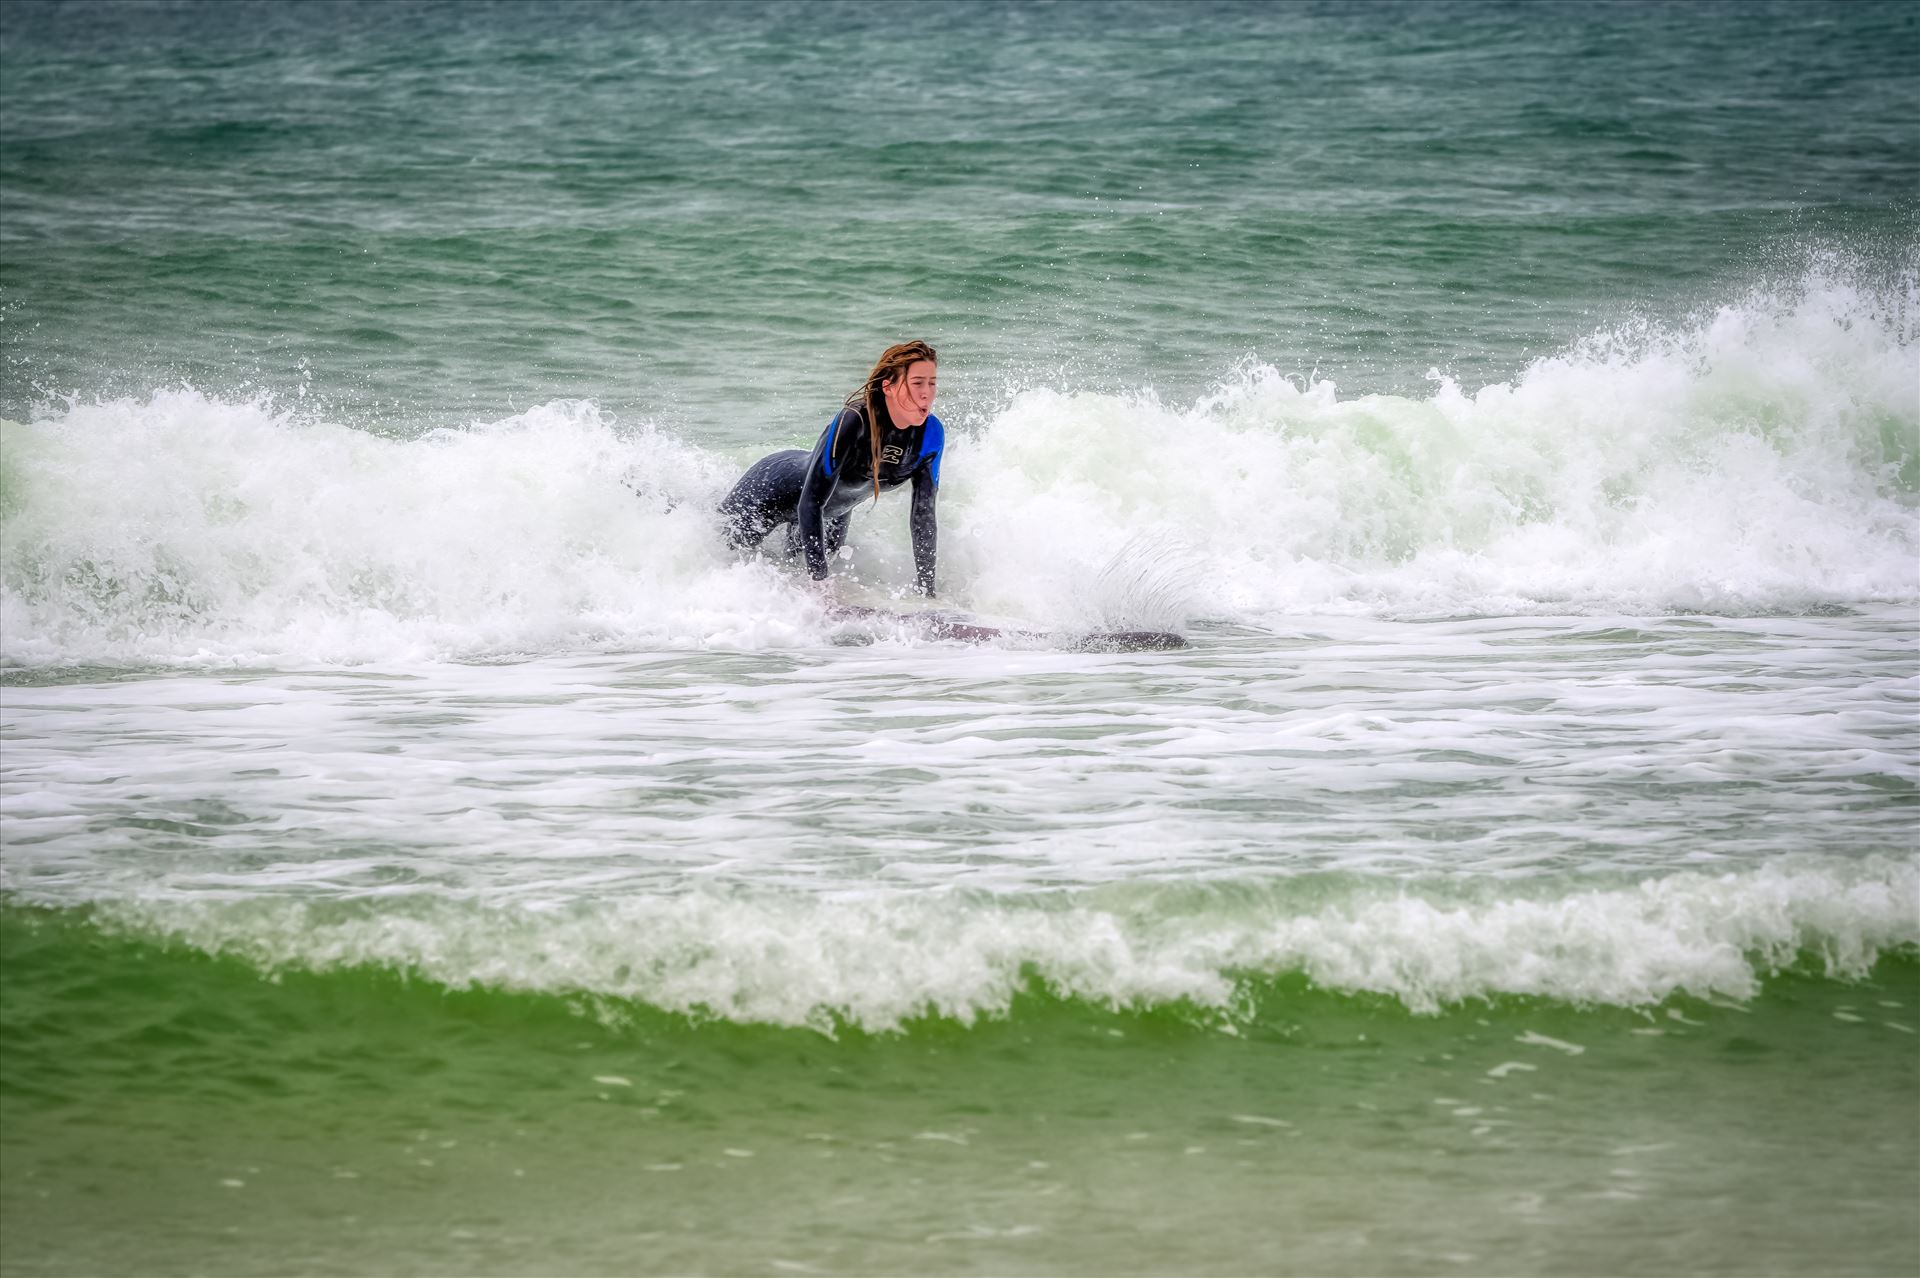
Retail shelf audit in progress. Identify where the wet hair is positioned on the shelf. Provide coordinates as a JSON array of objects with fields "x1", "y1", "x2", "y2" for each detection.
[{"x1": 845, "y1": 341, "x2": 937, "y2": 503}]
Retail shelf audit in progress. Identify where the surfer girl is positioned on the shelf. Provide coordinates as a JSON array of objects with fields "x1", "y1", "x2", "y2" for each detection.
[{"x1": 719, "y1": 341, "x2": 943, "y2": 596}]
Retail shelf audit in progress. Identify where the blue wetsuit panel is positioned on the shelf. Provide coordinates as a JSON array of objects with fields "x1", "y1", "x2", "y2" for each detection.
[
  {"x1": 919, "y1": 416, "x2": 944, "y2": 486},
  {"x1": 820, "y1": 415, "x2": 840, "y2": 478}
]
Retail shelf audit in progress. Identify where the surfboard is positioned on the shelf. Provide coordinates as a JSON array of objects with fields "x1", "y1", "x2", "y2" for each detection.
[{"x1": 829, "y1": 604, "x2": 1186, "y2": 652}]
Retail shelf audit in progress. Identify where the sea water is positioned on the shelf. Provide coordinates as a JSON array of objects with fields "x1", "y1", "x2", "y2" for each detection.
[{"x1": 1, "y1": 2, "x2": 1916, "y2": 1275}]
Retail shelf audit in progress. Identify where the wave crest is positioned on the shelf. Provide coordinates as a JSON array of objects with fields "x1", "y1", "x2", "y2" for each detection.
[
  {"x1": 953, "y1": 257, "x2": 1918, "y2": 623},
  {"x1": 86, "y1": 858, "x2": 1920, "y2": 1031},
  {"x1": 3, "y1": 259, "x2": 1914, "y2": 664}
]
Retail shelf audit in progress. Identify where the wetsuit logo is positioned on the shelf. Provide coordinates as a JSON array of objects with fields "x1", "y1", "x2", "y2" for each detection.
[{"x1": 880, "y1": 444, "x2": 905, "y2": 465}]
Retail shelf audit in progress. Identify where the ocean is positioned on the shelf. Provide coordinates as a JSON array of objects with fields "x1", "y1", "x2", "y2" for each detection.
[{"x1": 1, "y1": 1, "x2": 1916, "y2": 1274}]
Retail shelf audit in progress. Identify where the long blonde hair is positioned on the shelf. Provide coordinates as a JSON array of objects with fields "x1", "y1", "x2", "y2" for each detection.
[{"x1": 845, "y1": 341, "x2": 937, "y2": 503}]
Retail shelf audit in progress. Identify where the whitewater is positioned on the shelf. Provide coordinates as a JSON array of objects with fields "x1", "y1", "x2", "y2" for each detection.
[
  {"x1": 5, "y1": 264, "x2": 1914, "y2": 667},
  {"x1": 4, "y1": 258, "x2": 1914, "y2": 1038}
]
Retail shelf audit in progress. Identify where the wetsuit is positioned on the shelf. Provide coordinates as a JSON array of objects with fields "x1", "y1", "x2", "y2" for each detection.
[{"x1": 719, "y1": 402, "x2": 944, "y2": 595}]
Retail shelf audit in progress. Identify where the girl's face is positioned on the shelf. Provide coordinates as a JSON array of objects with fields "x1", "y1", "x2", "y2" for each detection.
[{"x1": 883, "y1": 361, "x2": 937, "y2": 426}]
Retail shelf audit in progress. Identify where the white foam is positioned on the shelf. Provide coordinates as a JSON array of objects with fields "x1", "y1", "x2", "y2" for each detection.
[
  {"x1": 0, "y1": 394, "x2": 826, "y2": 666},
  {"x1": 86, "y1": 856, "x2": 1919, "y2": 1030},
  {"x1": 3, "y1": 261, "x2": 1915, "y2": 666},
  {"x1": 949, "y1": 257, "x2": 1918, "y2": 624}
]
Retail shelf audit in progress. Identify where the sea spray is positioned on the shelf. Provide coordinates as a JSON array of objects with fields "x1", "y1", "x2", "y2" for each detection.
[
  {"x1": 0, "y1": 395, "x2": 784, "y2": 665},
  {"x1": 952, "y1": 261, "x2": 1919, "y2": 623},
  {"x1": 4, "y1": 263, "x2": 1915, "y2": 667}
]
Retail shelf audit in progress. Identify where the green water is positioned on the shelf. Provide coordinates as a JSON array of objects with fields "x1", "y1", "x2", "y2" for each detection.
[{"x1": 3, "y1": 906, "x2": 1916, "y2": 1277}]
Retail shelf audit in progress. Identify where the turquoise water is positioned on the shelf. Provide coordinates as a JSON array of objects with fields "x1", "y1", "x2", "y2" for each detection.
[
  {"x1": 3, "y1": 1, "x2": 1918, "y2": 1275},
  {"x1": 5, "y1": 0, "x2": 1914, "y2": 430}
]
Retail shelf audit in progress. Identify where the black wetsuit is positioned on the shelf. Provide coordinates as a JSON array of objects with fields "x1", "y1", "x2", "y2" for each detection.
[{"x1": 720, "y1": 402, "x2": 944, "y2": 595}]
